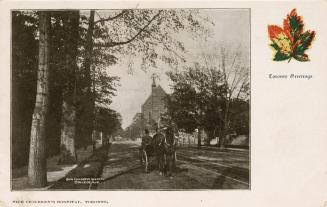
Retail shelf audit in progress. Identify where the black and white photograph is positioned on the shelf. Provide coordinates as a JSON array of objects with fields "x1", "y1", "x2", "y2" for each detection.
[{"x1": 11, "y1": 8, "x2": 250, "y2": 190}]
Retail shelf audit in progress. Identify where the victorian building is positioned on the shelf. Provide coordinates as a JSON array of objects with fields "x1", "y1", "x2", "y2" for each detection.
[{"x1": 141, "y1": 77, "x2": 167, "y2": 133}]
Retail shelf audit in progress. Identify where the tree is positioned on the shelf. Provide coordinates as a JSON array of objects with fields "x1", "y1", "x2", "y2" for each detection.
[
  {"x1": 12, "y1": 11, "x2": 39, "y2": 168},
  {"x1": 167, "y1": 64, "x2": 226, "y2": 147},
  {"x1": 216, "y1": 47, "x2": 249, "y2": 148},
  {"x1": 12, "y1": 11, "x2": 81, "y2": 168},
  {"x1": 12, "y1": 9, "x2": 212, "y2": 183},
  {"x1": 77, "y1": 9, "x2": 211, "y2": 147},
  {"x1": 124, "y1": 113, "x2": 144, "y2": 140},
  {"x1": 162, "y1": 81, "x2": 198, "y2": 133},
  {"x1": 59, "y1": 11, "x2": 80, "y2": 164},
  {"x1": 229, "y1": 99, "x2": 249, "y2": 136},
  {"x1": 81, "y1": 10, "x2": 96, "y2": 149},
  {"x1": 95, "y1": 107, "x2": 122, "y2": 138},
  {"x1": 194, "y1": 43, "x2": 250, "y2": 148},
  {"x1": 77, "y1": 10, "x2": 120, "y2": 150},
  {"x1": 45, "y1": 11, "x2": 68, "y2": 158},
  {"x1": 27, "y1": 11, "x2": 50, "y2": 187}
]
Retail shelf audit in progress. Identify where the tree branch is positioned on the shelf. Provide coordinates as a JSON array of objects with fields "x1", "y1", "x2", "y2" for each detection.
[
  {"x1": 95, "y1": 11, "x2": 162, "y2": 48},
  {"x1": 230, "y1": 67, "x2": 248, "y2": 96},
  {"x1": 94, "y1": 10, "x2": 128, "y2": 25},
  {"x1": 159, "y1": 38, "x2": 186, "y2": 62},
  {"x1": 235, "y1": 77, "x2": 247, "y2": 100},
  {"x1": 129, "y1": 16, "x2": 186, "y2": 63}
]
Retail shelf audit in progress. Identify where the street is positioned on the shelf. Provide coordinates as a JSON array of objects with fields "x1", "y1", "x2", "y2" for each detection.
[{"x1": 97, "y1": 140, "x2": 250, "y2": 189}]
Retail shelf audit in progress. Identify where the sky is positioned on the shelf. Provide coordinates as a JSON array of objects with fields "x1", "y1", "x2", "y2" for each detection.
[{"x1": 104, "y1": 9, "x2": 250, "y2": 129}]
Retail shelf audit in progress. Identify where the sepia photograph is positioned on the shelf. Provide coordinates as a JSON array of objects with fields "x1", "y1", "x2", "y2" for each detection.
[{"x1": 11, "y1": 8, "x2": 250, "y2": 190}]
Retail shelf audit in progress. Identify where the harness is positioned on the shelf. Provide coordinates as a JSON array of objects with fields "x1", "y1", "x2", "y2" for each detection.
[
  {"x1": 163, "y1": 133, "x2": 176, "y2": 155},
  {"x1": 154, "y1": 132, "x2": 176, "y2": 155}
]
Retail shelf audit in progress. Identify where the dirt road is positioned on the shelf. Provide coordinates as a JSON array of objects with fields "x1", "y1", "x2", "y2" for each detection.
[{"x1": 97, "y1": 140, "x2": 249, "y2": 190}]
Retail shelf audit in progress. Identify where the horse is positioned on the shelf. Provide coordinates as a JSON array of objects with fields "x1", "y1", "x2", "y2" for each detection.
[
  {"x1": 164, "y1": 126, "x2": 177, "y2": 176},
  {"x1": 152, "y1": 127, "x2": 177, "y2": 176},
  {"x1": 152, "y1": 131, "x2": 166, "y2": 175}
]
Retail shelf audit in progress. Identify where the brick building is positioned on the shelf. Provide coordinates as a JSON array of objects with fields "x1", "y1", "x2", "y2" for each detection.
[{"x1": 141, "y1": 77, "x2": 168, "y2": 134}]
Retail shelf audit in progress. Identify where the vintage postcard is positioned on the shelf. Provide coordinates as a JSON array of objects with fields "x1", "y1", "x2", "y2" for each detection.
[{"x1": 0, "y1": 1, "x2": 327, "y2": 207}]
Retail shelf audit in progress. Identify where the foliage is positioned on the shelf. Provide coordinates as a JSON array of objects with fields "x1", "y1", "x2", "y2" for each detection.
[
  {"x1": 12, "y1": 11, "x2": 39, "y2": 167},
  {"x1": 166, "y1": 64, "x2": 226, "y2": 138},
  {"x1": 95, "y1": 107, "x2": 122, "y2": 136},
  {"x1": 166, "y1": 44, "x2": 250, "y2": 145},
  {"x1": 229, "y1": 99, "x2": 249, "y2": 135},
  {"x1": 93, "y1": 69, "x2": 120, "y2": 107},
  {"x1": 78, "y1": 9, "x2": 212, "y2": 141},
  {"x1": 123, "y1": 114, "x2": 144, "y2": 140},
  {"x1": 11, "y1": 9, "x2": 214, "y2": 169},
  {"x1": 268, "y1": 9, "x2": 316, "y2": 62},
  {"x1": 92, "y1": 9, "x2": 213, "y2": 71}
]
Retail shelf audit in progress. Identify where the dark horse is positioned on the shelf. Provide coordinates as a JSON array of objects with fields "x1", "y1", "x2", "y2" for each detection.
[
  {"x1": 152, "y1": 131, "x2": 166, "y2": 175},
  {"x1": 152, "y1": 127, "x2": 176, "y2": 176},
  {"x1": 164, "y1": 127, "x2": 177, "y2": 176}
]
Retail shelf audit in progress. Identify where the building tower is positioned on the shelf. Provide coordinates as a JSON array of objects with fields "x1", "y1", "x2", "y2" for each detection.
[{"x1": 141, "y1": 74, "x2": 167, "y2": 134}]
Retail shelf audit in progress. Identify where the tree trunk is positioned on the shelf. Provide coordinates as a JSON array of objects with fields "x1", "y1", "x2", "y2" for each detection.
[
  {"x1": 82, "y1": 10, "x2": 95, "y2": 149},
  {"x1": 27, "y1": 11, "x2": 50, "y2": 187},
  {"x1": 205, "y1": 129, "x2": 212, "y2": 146},
  {"x1": 188, "y1": 134, "x2": 190, "y2": 145},
  {"x1": 59, "y1": 11, "x2": 79, "y2": 164},
  {"x1": 214, "y1": 127, "x2": 219, "y2": 146},
  {"x1": 92, "y1": 130, "x2": 97, "y2": 151},
  {"x1": 59, "y1": 101, "x2": 77, "y2": 164},
  {"x1": 102, "y1": 132, "x2": 106, "y2": 147},
  {"x1": 219, "y1": 99, "x2": 230, "y2": 149},
  {"x1": 197, "y1": 128, "x2": 201, "y2": 148},
  {"x1": 218, "y1": 127, "x2": 225, "y2": 148}
]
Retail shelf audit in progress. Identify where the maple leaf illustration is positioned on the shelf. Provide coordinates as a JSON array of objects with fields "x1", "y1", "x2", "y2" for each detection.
[{"x1": 268, "y1": 9, "x2": 316, "y2": 62}]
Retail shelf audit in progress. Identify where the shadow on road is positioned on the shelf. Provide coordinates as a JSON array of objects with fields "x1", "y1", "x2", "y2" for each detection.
[
  {"x1": 174, "y1": 166, "x2": 188, "y2": 173},
  {"x1": 212, "y1": 168, "x2": 230, "y2": 188},
  {"x1": 102, "y1": 165, "x2": 142, "y2": 182},
  {"x1": 212, "y1": 166, "x2": 249, "y2": 189},
  {"x1": 102, "y1": 161, "x2": 188, "y2": 182},
  {"x1": 50, "y1": 145, "x2": 110, "y2": 190}
]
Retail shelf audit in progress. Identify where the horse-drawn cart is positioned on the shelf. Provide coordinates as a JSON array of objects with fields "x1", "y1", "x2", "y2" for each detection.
[{"x1": 139, "y1": 139, "x2": 177, "y2": 175}]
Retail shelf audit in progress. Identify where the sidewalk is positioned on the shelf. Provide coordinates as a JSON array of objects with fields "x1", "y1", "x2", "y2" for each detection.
[
  {"x1": 11, "y1": 144, "x2": 102, "y2": 190},
  {"x1": 181, "y1": 145, "x2": 249, "y2": 152},
  {"x1": 201, "y1": 145, "x2": 249, "y2": 152},
  {"x1": 50, "y1": 145, "x2": 109, "y2": 190}
]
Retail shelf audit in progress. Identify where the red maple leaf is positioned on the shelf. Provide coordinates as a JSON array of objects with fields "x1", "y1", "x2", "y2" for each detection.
[{"x1": 268, "y1": 9, "x2": 316, "y2": 62}]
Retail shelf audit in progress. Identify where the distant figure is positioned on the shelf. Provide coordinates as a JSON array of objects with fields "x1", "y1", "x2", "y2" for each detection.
[{"x1": 141, "y1": 129, "x2": 152, "y2": 147}]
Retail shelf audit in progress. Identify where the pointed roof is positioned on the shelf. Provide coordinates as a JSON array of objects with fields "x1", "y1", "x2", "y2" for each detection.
[
  {"x1": 142, "y1": 84, "x2": 167, "y2": 108},
  {"x1": 152, "y1": 85, "x2": 167, "y2": 97},
  {"x1": 152, "y1": 75, "x2": 156, "y2": 87}
]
